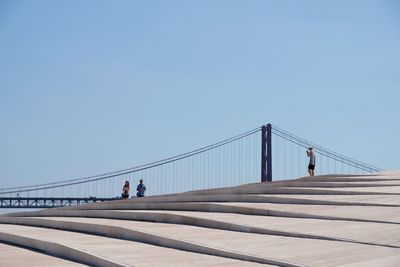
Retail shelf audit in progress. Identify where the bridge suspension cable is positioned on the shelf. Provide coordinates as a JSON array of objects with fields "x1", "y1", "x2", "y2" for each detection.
[
  {"x1": 0, "y1": 127, "x2": 260, "y2": 197},
  {"x1": 272, "y1": 125, "x2": 382, "y2": 172},
  {"x1": 0, "y1": 124, "x2": 384, "y2": 205},
  {"x1": 270, "y1": 124, "x2": 382, "y2": 180}
]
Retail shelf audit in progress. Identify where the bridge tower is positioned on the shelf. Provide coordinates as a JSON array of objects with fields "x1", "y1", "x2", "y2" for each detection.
[{"x1": 261, "y1": 123, "x2": 272, "y2": 182}]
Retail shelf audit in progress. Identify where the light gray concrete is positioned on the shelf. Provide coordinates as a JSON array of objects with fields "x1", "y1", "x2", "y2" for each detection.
[
  {"x1": 1, "y1": 172, "x2": 399, "y2": 266},
  {"x1": 0, "y1": 224, "x2": 272, "y2": 267},
  {"x1": 300, "y1": 186, "x2": 400, "y2": 194},
  {"x1": 69, "y1": 194, "x2": 400, "y2": 207},
  {"x1": 255, "y1": 194, "x2": 400, "y2": 206},
  {"x1": 113, "y1": 210, "x2": 400, "y2": 248},
  {"x1": 9, "y1": 201, "x2": 394, "y2": 225},
  {"x1": 32, "y1": 217, "x2": 400, "y2": 267},
  {"x1": 0, "y1": 242, "x2": 85, "y2": 267},
  {"x1": 0, "y1": 231, "x2": 128, "y2": 267},
  {"x1": 3, "y1": 209, "x2": 398, "y2": 248},
  {"x1": 223, "y1": 203, "x2": 400, "y2": 223},
  {"x1": 0, "y1": 216, "x2": 304, "y2": 267}
]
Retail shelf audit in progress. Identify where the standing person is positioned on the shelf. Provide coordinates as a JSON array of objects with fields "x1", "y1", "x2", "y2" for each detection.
[
  {"x1": 136, "y1": 179, "x2": 146, "y2": 197},
  {"x1": 122, "y1": 180, "x2": 130, "y2": 199},
  {"x1": 306, "y1": 147, "x2": 316, "y2": 176}
]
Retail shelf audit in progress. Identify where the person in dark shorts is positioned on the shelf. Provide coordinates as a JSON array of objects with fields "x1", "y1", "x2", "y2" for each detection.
[
  {"x1": 306, "y1": 147, "x2": 316, "y2": 176},
  {"x1": 136, "y1": 179, "x2": 146, "y2": 197}
]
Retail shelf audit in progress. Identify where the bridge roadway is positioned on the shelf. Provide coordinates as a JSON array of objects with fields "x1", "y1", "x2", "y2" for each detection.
[
  {"x1": 0, "y1": 197, "x2": 115, "y2": 208},
  {"x1": 0, "y1": 171, "x2": 399, "y2": 266}
]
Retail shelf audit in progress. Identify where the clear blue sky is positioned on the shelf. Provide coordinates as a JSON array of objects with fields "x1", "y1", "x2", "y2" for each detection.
[{"x1": 0, "y1": 0, "x2": 399, "y2": 188}]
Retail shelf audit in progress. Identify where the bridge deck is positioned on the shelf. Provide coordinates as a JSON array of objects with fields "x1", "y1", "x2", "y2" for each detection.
[{"x1": 0, "y1": 197, "x2": 116, "y2": 208}]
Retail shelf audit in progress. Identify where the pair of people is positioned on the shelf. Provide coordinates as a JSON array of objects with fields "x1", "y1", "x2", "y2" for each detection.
[{"x1": 121, "y1": 179, "x2": 146, "y2": 199}]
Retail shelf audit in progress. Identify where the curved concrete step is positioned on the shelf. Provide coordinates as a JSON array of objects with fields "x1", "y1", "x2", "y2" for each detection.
[
  {"x1": 297, "y1": 177, "x2": 400, "y2": 183},
  {"x1": 0, "y1": 242, "x2": 86, "y2": 267},
  {"x1": 3, "y1": 210, "x2": 397, "y2": 249},
  {"x1": 0, "y1": 217, "x2": 306, "y2": 267},
  {"x1": 265, "y1": 181, "x2": 400, "y2": 188},
  {"x1": 0, "y1": 231, "x2": 128, "y2": 267},
  {"x1": 251, "y1": 194, "x2": 400, "y2": 206},
  {"x1": 3, "y1": 216, "x2": 399, "y2": 267},
  {"x1": 175, "y1": 185, "x2": 400, "y2": 196},
  {"x1": 14, "y1": 194, "x2": 394, "y2": 213},
  {"x1": 8, "y1": 202, "x2": 399, "y2": 225},
  {"x1": 84, "y1": 194, "x2": 399, "y2": 207}
]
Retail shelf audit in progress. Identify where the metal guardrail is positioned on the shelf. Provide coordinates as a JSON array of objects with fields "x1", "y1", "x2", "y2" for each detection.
[{"x1": 0, "y1": 197, "x2": 116, "y2": 209}]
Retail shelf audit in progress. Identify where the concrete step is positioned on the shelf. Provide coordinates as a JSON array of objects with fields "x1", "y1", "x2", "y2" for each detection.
[
  {"x1": 0, "y1": 221, "x2": 296, "y2": 267},
  {"x1": 0, "y1": 242, "x2": 85, "y2": 267},
  {"x1": 1, "y1": 218, "x2": 398, "y2": 267}
]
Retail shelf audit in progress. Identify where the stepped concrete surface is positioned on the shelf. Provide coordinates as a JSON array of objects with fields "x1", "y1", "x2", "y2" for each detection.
[
  {"x1": 1, "y1": 172, "x2": 399, "y2": 266},
  {"x1": 0, "y1": 242, "x2": 85, "y2": 267}
]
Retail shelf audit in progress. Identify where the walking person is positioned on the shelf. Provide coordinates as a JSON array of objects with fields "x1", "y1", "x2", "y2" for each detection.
[
  {"x1": 136, "y1": 179, "x2": 146, "y2": 197},
  {"x1": 122, "y1": 180, "x2": 130, "y2": 199},
  {"x1": 306, "y1": 147, "x2": 316, "y2": 176}
]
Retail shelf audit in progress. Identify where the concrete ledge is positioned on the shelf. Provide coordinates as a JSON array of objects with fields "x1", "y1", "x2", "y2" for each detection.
[
  {"x1": 0, "y1": 231, "x2": 128, "y2": 267},
  {"x1": 297, "y1": 177, "x2": 400, "y2": 183},
  {"x1": 80, "y1": 194, "x2": 399, "y2": 207},
  {"x1": 0, "y1": 217, "x2": 306, "y2": 267},
  {"x1": 4, "y1": 210, "x2": 398, "y2": 248},
  {"x1": 174, "y1": 185, "x2": 400, "y2": 196},
  {"x1": 40, "y1": 187, "x2": 397, "y2": 212},
  {"x1": 6, "y1": 202, "x2": 399, "y2": 225},
  {"x1": 261, "y1": 181, "x2": 400, "y2": 188}
]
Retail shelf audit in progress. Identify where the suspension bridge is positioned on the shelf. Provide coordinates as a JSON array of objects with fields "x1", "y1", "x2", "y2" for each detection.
[{"x1": 0, "y1": 124, "x2": 383, "y2": 209}]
